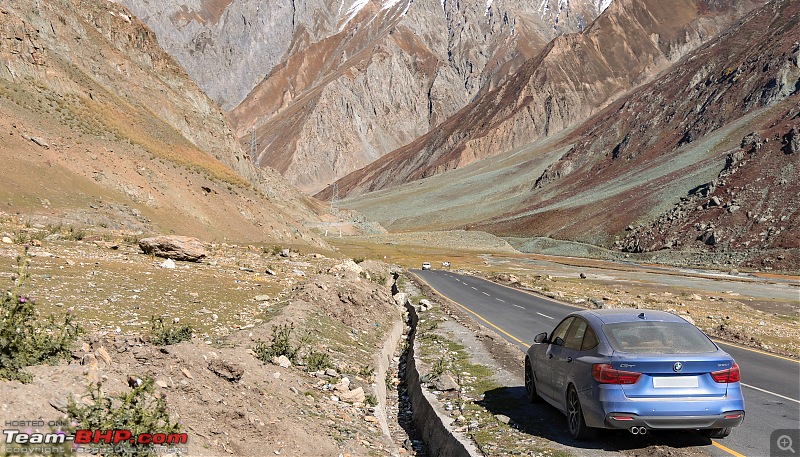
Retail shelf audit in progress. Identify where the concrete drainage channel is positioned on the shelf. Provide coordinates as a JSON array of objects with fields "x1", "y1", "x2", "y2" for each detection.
[
  {"x1": 390, "y1": 273, "x2": 482, "y2": 457},
  {"x1": 376, "y1": 268, "x2": 483, "y2": 457},
  {"x1": 375, "y1": 273, "x2": 480, "y2": 456}
]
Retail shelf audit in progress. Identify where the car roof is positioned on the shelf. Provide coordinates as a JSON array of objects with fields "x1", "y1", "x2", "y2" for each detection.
[{"x1": 575, "y1": 308, "x2": 688, "y2": 325}]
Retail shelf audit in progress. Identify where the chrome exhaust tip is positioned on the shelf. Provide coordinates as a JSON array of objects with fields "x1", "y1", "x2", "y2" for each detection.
[
  {"x1": 629, "y1": 426, "x2": 639, "y2": 435},
  {"x1": 639, "y1": 427, "x2": 647, "y2": 435}
]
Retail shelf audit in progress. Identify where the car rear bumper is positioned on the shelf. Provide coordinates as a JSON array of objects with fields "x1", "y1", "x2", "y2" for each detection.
[{"x1": 604, "y1": 411, "x2": 745, "y2": 430}]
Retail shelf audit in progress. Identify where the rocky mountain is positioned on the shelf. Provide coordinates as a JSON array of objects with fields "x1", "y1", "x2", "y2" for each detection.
[
  {"x1": 321, "y1": 0, "x2": 762, "y2": 199},
  {"x1": 339, "y1": 0, "x2": 799, "y2": 270},
  {"x1": 116, "y1": 0, "x2": 612, "y2": 194},
  {"x1": 0, "y1": 0, "x2": 327, "y2": 245}
]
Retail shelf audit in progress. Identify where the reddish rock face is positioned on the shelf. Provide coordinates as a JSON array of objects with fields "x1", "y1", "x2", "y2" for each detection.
[
  {"x1": 119, "y1": 0, "x2": 612, "y2": 194},
  {"x1": 335, "y1": 0, "x2": 798, "y2": 269},
  {"x1": 319, "y1": 0, "x2": 762, "y2": 201}
]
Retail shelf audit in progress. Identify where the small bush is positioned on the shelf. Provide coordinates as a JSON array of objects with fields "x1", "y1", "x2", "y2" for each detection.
[
  {"x1": 65, "y1": 226, "x2": 86, "y2": 241},
  {"x1": 420, "y1": 356, "x2": 448, "y2": 385},
  {"x1": 304, "y1": 349, "x2": 333, "y2": 372},
  {"x1": 385, "y1": 371, "x2": 396, "y2": 392},
  {"x1": 123, "y1": 233, "x2": 142, "y2": 245},
  {"x1": 253, "y1": 323, "x2": 307, "y2": 364},
  {"x1": 365, "y1": 394, "x2": 378, "y2": 407},
  {"x1": 67, "y1": 377, "x2": 182, "y2": 457},
  {"x1": 432, "y1": 356, "x2": 448, "y2": 378},
  {"x1": 353, "y1": 257, "x2": 365, "y2": 264},
  {"x1": 150, "y1": 316, "x2": 193, "y2": 346},
  {"x1": 358, "y1": 365, "x2": 375, "y2": 378},
  {"x1": 0, "y1": 247, "x2": 82, "y2": 383}
]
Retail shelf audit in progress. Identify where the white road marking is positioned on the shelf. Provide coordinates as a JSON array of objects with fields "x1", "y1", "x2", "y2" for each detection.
[
  {"x1": 537, "y1": 312, "x2": 554, "y2": 319},
  {"x1": 471, "y1": 286, "x2": 477, "y2": 290},
  {"x1": 741, "y1": 383, "x2": 800, "y2": 404},
  {"x1": 482, "y1": 292, "x2": 490, "y2": 296},
  {"x1": 496, "y1": 298, "x2": 505, "y2": 302},
  {"x1": 513, "y1": 304, "x2": 524, "y2": 309}
]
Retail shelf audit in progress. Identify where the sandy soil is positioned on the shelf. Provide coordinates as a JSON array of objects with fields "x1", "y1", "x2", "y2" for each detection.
[{"x1": 0, "y1": 226, "x2": 409, "y2": 457}]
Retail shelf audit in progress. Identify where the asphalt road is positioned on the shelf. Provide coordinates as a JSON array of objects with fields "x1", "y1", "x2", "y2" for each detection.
[{"x1": 412, "y1": 268, "x2": 800, "y2": 457}]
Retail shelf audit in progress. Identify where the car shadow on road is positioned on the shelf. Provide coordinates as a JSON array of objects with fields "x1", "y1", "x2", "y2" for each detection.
[{"x1": 477, "y1": 386, "x2": 714, "y2": 453}]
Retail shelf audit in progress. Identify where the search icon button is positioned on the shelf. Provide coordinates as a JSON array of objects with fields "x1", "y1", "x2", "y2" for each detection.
[
  {"x1": 773, "y1": 430, "x2": 800, "y2": 456},
  {"x1": 778, "y1": 435, "x2": 795, "y2": 453}
]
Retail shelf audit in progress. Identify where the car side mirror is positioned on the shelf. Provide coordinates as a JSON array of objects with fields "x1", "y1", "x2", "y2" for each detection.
[{"x1": 534, "y1": 332, "x2": 548, "y2": 344}]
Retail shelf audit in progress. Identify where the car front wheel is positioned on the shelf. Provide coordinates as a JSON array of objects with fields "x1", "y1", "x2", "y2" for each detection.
[
  {"x1": 566, "y1": 386, "x2": 597, "y2": 440},
  {"x1": 524, "y1": 357, "x2": 541, "y2": 403}
]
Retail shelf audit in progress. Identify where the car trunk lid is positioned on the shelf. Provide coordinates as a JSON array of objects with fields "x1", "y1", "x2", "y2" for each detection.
[{"x1": 612, "y1": 352, "x2": 734, "y2": 398}]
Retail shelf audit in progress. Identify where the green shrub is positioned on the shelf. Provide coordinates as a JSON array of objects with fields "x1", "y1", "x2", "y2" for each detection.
[
  {"x1": 358, "y1": 365, "x2": 375, "y2": 378},
  {"x1": 66, "y1": 226, "x2": 86, "y2": 241},
  {"x1": 0, "y1": 247, "x2": 82, "y2": 383},
  {"x1": 253, "y1": 323, "x2": 307, "y2": 364},
  {"x1": 432, "y1": 356, "x2": 448, "y2": 378},
  {"x1": 365, "y1": 394, "x2": 378, "y2": 407},
  {"x1": 67, "y1": 377, "x2": 183, "y2": 457},
  {"x1": 150, "y1": 316, "x2": 193, "y2": 346},
  {"x1": 420, "y1": 356, "x2": 448, "y2": 386},
  {"x1": 304, "y1": 349, "x2": 333, "y2": 372}
]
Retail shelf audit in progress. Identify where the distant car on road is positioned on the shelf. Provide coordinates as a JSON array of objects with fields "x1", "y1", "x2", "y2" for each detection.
[
  {"x1": 421, "y1": 262, "x2": 431, "y2": 270},
  {"x1": 525, "y1": 309, "x2": 744, "y2": 440},
  {"x1": 442, "y1": 261, "x2": 451, "y2": 268}
]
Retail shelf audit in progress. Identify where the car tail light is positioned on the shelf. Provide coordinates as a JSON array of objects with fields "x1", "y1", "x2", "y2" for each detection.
[
  {"x1": 724, "y1": 413, "x2": 743, "y2": 419},
  {"x1": 592, "y1": 363, "x2": 641, "y2": 384},
  {"x1": 710, "y1": 362, "x2": 740, "y2": 383}
]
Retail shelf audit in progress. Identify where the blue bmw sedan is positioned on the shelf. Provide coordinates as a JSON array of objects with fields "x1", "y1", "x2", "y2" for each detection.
[{"x1": 525, "y1": 309, "x2": 744, "y2": 440}]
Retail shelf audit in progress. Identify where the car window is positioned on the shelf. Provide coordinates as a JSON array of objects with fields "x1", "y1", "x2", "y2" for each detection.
[
  {"x1": 602, "y1": 321, "x2": 717, "y2": 353},
  {"x1": 550, "y1": 317, "x2": 574, "y2": 346},
  {"x1": 581, "y1": 326, "x2": 599, "y2": 351},
  {"x1": 564, "y1": 318, "x2": 588, "y2": 350}
]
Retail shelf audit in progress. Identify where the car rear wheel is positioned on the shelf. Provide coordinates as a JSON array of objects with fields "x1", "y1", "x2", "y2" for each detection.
[
  {"x1": 701, "y1": 427, "x2": 732, "y2": 439},
  {"x1": 524, "y1": 357, "x2": 541, "y2": 403},
  {"x1": 566, "y1": 386, "x2": 597, "y2": 440}
]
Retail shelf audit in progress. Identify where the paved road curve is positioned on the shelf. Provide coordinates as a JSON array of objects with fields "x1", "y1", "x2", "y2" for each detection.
[{"x1": 413, "y1": 269, "x2": 800, "y2": 457}]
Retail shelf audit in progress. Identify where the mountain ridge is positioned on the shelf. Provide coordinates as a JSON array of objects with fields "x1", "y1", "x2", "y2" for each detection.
[
  {"x1": 318, "y1": 0, "x2": 761, "y2": 200},
  {"x1": 339, "y1": 0, "x2": 799, "y2": 270},
  {"x1": 118, "y1": 0, "x2": 611, "y2": 193}
]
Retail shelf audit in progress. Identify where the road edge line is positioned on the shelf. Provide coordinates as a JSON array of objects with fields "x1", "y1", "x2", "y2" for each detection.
[
  {"x1": 740, "y1": 382, "x2": 800, "y2": 404},
  {"x1": 712, "y1": 440, "x2": 747, "y2": 457}
]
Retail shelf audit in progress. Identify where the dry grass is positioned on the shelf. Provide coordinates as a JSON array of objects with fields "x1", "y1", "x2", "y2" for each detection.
[{"x1": 0, "y1": 77, "x2": 250, "y2": 189}]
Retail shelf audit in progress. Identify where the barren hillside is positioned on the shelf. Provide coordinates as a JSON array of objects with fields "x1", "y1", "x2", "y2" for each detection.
[
  {"x1": 0, "y1": 0, "x2": 327, "y2": 244},
  {"x1": 339, "y1": 0, "x2": 800, "y2": 271},
  {"x1": 118, "y1": 0, "x2": 612, "y2": 194},
  {"x1": 319, "y1": 0, "x2": 760, "y2": 199}
]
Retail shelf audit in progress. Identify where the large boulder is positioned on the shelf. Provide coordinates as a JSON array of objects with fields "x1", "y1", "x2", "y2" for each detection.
[{"x1": 139, "y1": 235, "x2": 207, "y2": 262}]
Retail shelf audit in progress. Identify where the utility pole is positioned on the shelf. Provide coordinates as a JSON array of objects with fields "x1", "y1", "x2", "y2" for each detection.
[
  {"x1": 330, "y1": 182, "x2": 342, "y2": 237},
  {"x1": 249, "y1": 127, "x2": 257, "y2": 160}
]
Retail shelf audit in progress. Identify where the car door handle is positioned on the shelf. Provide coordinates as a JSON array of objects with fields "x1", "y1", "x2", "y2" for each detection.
[{"x1": 548, "y1": 353, "x2": 553, "y2": 359}]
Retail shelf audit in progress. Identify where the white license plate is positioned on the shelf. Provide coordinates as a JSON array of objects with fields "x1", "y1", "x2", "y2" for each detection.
[{"x1": 653, "y1": 376, "x2": 699, "y2": 388}]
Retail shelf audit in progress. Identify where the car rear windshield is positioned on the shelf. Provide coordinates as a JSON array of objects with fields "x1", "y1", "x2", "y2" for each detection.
[{"x1": 602, "y1": 322, "x2": 717, "y2": 354}]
